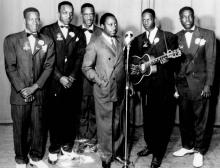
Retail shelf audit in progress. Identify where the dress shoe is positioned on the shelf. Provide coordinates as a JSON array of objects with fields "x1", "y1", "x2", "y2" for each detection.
[
  {"x1": 173, "y1": 148, "x2": 194, "y2": 157},
  {"x1": 29, "y1": 158, "x2": 48, "y2": 168},
  {"x1": 150, "y1": 156, "x2": 161, "y2": 168},
  {"x1": 48, "y1": 152, "x2": 58, "y2": 165},
  {"x1": 137, "y1": 147, "x2": 152, "y2": 157},
  {"x1": 60, "y1": 147, "x2": 79, "y2": 160},
  {"x1": 102, "y1": 160, "x2": 111, "y2": 168},
  {"x1": 15, "y1": 163, "x2": 27, "y2": 168},
  {"x1": 193, "y1": 152, "x2": 203, "y2": 167},
  {"x1": 114, "y1": 155, "x2": 126, "y2": 164}
]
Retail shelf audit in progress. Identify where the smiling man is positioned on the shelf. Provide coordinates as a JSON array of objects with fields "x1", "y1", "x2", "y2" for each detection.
[
  {"x1": 82, "y1": 13, "x2": 125, "y2": 168},
  {"x1": 4, "y1": 7, "x2": 55, "y2": 168},
  {"x1": 40, "y1": 1, "x2": 86, "y2": 165}
]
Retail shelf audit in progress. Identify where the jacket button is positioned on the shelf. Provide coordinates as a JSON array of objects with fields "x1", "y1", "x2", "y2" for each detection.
[{"x1": 108, "y1": 58, "x2": 111, "y2": 60}]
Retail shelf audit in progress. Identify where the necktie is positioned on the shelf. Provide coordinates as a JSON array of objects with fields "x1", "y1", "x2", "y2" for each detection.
[
  {"x1": 111, "y1": 37, "x2": 117, "y2": 51},
  {"x1": 60, "y1": 25, "x2": 69, "y2": 29},
  {"x1": 27, "y1": 32, "x2": 39, "y2": 38},
  {"x1": 83, "y1": 28, "x2": 93, "y2": 33},
  {"x1": 184, "y1": 29, "x2": 194, "y2": 33}
]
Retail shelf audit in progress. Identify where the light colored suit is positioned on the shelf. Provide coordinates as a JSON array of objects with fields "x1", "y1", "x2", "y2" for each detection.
[{"x1": 82, "y1": 32, "x2": 125, "y2": 161}]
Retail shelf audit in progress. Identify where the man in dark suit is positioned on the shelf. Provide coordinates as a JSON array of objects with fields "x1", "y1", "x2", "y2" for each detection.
[
  {"x1": 78, "y1": 3, "x2": 102, "y2": 151},
  {"x1": 4, "y1": 7, "x2": 55, "y2": 168},
  {"x1": 40, "y1": 1, "x2": 86, "y2": 165},
  {"x1": 82, "y1": 13, "x2": 125, "y2": 168},
  {"x1": 129, "y1": 8, "x2": 178, "y2": 168},
  {"x1": 173, "y1": 6, "x2": 216, "y2": 168}
]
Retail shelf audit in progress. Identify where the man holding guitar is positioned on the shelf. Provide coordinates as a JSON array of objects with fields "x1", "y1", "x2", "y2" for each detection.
[{"x1": 129, "y1": 8, "x2": 180, "y2": 168}]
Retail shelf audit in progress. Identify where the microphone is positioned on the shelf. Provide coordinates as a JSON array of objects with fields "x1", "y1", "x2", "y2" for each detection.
[{"x1": 124, "y1": 31, "x2": 134, "y2": 47}]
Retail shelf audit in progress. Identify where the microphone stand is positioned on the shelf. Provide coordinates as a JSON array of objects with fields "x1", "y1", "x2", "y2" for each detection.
[{"x1": 122, "y1": 44, "x2": 131, "y2": 168}]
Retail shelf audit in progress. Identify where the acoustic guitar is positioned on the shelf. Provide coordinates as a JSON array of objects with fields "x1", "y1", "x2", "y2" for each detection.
[{"x1": 130, "y1": 49, "x2": 181, "y2": 85}]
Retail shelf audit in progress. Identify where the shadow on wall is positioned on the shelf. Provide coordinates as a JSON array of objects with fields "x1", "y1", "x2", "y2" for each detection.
[{"x1": 158, "y1": 17, "x2": 175, "y2": 32}]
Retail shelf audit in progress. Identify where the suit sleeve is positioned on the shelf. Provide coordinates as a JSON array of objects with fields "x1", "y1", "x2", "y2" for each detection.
[
  {"x1": 82, "y1": 41, "x2": 100, "y2": 84},
  {"x1": 205, "y1": 31, "x2": 216, "y2": 86},
  {"x1": 69, "y1": 30, "x2": 86, "y2": 80},
  {"x1": 35, "y1": 39, "x2": 55, "y2": 88},
  {"x1": 4, "y1": 37, "x2": 26, "y2": 92}
]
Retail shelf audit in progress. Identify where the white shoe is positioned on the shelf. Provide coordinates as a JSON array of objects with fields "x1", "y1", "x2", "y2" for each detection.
[
  {"x1": 193, "y1": 152, "x2": 203, "y2": 167},
  {"x1": 173, "y1": 148, "x2": 194, "y2": 157},
  {"x1": 15, "y1": 163, "x2": 26, "y2": 168},
  {"x1": 29, "y1": 158, "x2": 48, "y2": 168},
  {"x1": 48, "y1": 152, "x2": 58, "y2": 165},
  {"x1": 59, "y1": 147, "x2": 79, "y2": 160}
]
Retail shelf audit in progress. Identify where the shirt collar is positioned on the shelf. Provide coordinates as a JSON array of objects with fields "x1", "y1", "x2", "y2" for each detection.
[
  {"x1": 82, "y1": 24, "x2": 94, "y2": 31},
  {"x1": 184, "y1": 25, "x2": 196, "y2": 32},
  {"x1": 145, "y1": 26, "x2": 158, "y2": 38},
  {"x1": 58, "y1": 20, "x2": 69, "y2": 27}
]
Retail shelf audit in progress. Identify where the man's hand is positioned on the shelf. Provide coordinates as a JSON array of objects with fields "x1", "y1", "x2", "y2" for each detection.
[
  {"x1": 97, "y1": 78, "x2": 108, "y2": 88},
  {"x1": 20, "y1": 83, "x2": 39, "y2": 98},
  {"x1": 24, "y1": 95, "x2": 35, "y2": 103},
  {"x1": 60, "y1": 76, "x2": 72, "y2": 89},
  {"x1": 201, "y1": 85, "x2": 211, "y2": 98}
]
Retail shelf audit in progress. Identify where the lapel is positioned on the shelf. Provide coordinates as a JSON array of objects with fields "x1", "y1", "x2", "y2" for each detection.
[
  {"x1": 32, "y1": 34, "x2": 44, "y2": 55},
  {"x1": 19, "y1": 31, "x2": 33, "y2": 57},
  {"x1": 154, "y1": 29, "x2": 165, "y2": 54},
  {"x1": 188, "y1": 26, "x2": 201, "y2": 57}
]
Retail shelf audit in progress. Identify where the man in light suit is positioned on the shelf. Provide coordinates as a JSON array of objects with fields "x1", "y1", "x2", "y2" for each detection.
[
  {"x1": 129, "y1": 8, "x2": 178, "y2": 168},
  {"x1": 4, "y1": 7, "x2": 55, "y2": 168},
  {"x1": 173, "y1": 6, "x2": 216, "y2": 168},
  {"x1": 78, "y1": 3, "x2": 102, "y2": 151},
  {"x1": 82, "y1": 13, "x2": 125, "y2": 168},
  {"x1": 40, "y1": 1, "x2": 86, "y2": 165}
]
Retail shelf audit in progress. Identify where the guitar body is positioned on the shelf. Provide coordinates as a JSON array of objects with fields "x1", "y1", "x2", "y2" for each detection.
[{"x1": 130, "y1": 54, "x2": 157, "y2": 85}]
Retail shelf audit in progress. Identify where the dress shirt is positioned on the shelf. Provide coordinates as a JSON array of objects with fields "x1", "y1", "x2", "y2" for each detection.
[
  {"x1": 184, "y1": 26, "x2": 195, "y2": 48},
  {"x1": 82, "y1": 24, "x2": 94, "y2": 44},
  {"x1": 146, "y1": 26, "x2": 158, "y2": 44},
  {"x1": 58, "y1": 20, "x2": 69, "y2": 39}
]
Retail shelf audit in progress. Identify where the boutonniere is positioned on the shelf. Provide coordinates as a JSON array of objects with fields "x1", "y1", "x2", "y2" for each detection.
[
  {"x1": 23, "y1": 41, "x2": 30, "y2": 51},
  {"x1": 56, "y1": 33, "x2": 63, "y2": 41},
  {"x1": 38, "y1": 40, "x2": 45, "y2": 46},
  {"x1": 195, "y1": 38, "x2": 206, "y2": 46},
  {"x1": 178, "y1": 44, "x2": 184, "y2": 50},
  {"x1": 41, "y1": 44, "x2": 48, "y2": 52},
  {"x1": 153, "y1": 37, "x2": 159, "y2": 44},
  {"x1": 69, "y1": 32, "x2": 75, "y2": 38},
  {"x1": 75, "y1": 37, "x2": 79, "y2": 42}
]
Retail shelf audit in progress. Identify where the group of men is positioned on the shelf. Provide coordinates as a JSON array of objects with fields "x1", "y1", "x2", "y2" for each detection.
[{"x1": 4, "y1": 1, "x2": 216, "y2": 168}]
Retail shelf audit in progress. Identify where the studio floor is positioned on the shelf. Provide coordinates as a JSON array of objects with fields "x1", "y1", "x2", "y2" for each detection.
[{"x1": 1, "y1": 124, "x2": 220, "y2": 168}]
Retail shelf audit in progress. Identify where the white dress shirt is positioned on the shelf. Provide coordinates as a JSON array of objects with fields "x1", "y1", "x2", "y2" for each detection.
[
  {"x1": 82, "y1": 24, "x2": 94, "y2": 45},
  {"x1": 146, "y1": 26, "x2": 158, "y2": 44},
  {"x1": 58, "y1": 20, "x2": 68, "y2": 39},
  {"x1": 184, "y1": 26, "x2": 195, "y2": 48}
]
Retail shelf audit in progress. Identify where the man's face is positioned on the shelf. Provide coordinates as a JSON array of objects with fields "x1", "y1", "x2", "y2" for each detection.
[
  {"x1": 103, "y1": 16, "x2": 118, "y2": 37},
  {"x1": 59, "y1": 5, "x2": 73, "y2": 25},
  {"x1": 25, "y1": 11, "x2": 40, "y2": 33},
  {"x1": 82, "y1": 7, "x2": 95, "y2": 28},
  {"x1": 180, "y1": 10, "x2": 194, "y2": 30},
  {"x1": 142, "y1": 12, "x2": 155, "y2": 31}
]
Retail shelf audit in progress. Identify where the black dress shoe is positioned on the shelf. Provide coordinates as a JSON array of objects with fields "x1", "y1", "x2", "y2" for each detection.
[
  {"x1": 102, "y1": 161, "x2": 111, "y2": 168},
  {"x1": 137, "y1": 147, "x2": 152, "y2": 157},
  {"x1": 150, "y1": 156, "x2": 161, "y2": 168}
]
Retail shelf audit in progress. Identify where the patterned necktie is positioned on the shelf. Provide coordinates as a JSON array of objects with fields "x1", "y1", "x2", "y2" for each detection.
[{"x1": 111, "y1": 37, "x2": 117, "y2": 51}]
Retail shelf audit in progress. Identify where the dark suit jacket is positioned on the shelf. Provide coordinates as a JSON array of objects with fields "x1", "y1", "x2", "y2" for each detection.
[
  {"x1": 4, "y1": 31, "x2": 55, "y2": 105},
  {"x1": 79, "y1": 25, "x2": 102, "y2": 96},
  {"x1": 175, "y1": 26, "x2": 216, "y2": 100},
  {"x1": 130, "y1": 28, "x2": 178, "y2": 96},
  {"x1": 40, "y1": 22, "x2": 86, "y2": 95},
  {"x1": 82, "y1": 33, "x2": 125, "y2": 103}
]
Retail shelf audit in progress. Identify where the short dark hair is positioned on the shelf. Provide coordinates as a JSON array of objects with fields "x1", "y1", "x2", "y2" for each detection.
[
  {"x1": 23, "y1": 7, "x2": 40, "y2": 18},
  {"x1": 142, "y1": 8, "x2": 155, "y2": 19},
  {"x1": 81, "y1": 3, "x2": 95, "y2": 13},
  {"x1": 179, "y1": 6, "x2": 194, "y2": 17},
  {"x1": 58, "y1": 1, "x2": 73, "y2": 12},
  {"x1": 100, "y1": 13, "x2": 116, "y2": 26}
]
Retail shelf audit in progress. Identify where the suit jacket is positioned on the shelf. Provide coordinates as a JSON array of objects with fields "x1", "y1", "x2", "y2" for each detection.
[
  {"x1": 4, "y1": 31, "x2": 55, "y2": 105},
  {"x1": 130, "y1": 28, "x2": 178, "y2": 96},
  {"x1": 40, "y1": 22, "x2": 86, "y2": 95},
  {"x1": 82, "y1": 33, "x2": 125, "y2": 103},
  {"x1": 175, "y1": 26, "x2": 216, "y2": 100},
  {"x1": 79, "y1": 25, "x2": 103, "y2": 96}
]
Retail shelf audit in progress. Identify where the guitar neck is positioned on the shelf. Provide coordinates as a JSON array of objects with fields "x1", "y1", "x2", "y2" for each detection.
[{"x1": 149, "y1": 53, "x2": 168, "y2": 65}]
